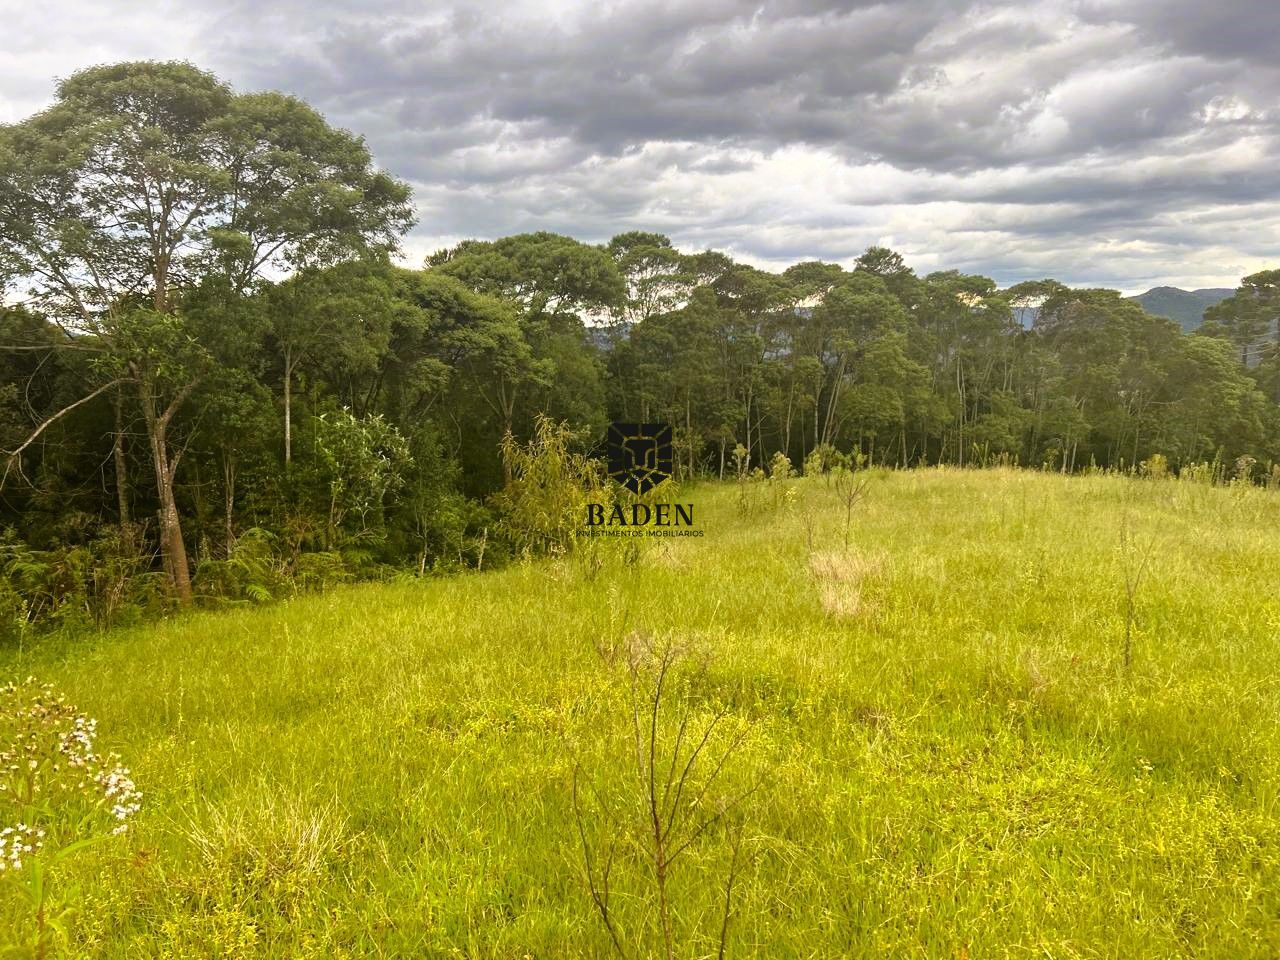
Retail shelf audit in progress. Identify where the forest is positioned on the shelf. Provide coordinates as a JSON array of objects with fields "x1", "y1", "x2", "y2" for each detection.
[{"x1": 3, "y1": 60, "x2": 1280, "y2": 633}]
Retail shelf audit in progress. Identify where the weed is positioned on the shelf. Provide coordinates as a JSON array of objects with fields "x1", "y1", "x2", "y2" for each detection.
[{"x1": 574, "y1": 635, "x2": 759, "y2": 959}]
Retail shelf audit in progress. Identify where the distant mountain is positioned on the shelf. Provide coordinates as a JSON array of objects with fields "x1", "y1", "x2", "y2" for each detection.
[
  {"x1": 1127, "y1": 286, "x2": 1234, "y2": 332},
  {"x1": 1010, "y1": 286, "x2": 1236, "y2": 332}
]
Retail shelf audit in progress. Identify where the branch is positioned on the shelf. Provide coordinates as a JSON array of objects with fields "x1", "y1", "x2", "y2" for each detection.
[
  {"x1": 159, "y1": 375, "x2": 204, "y2": 431},
  {"x1": 0, "y1": 343, "x2": 107, "y2": 353},
  {"x1": 717, "y1": 821, "x2": 745, "y2": 960},
  {"x1": 573, "y1": 766, "x2": 629, "y2": 960},
  {"x1": 2, "y1": 379, "x2": 128, "y2": 488}
]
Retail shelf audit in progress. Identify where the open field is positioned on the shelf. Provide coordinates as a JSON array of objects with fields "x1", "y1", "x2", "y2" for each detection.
[{"x1": 3, "y1": 467, "x2": 1280, "y2": 958}]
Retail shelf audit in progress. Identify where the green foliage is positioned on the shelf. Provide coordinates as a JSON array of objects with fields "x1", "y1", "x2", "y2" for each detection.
[
  {"x1": 1141, "y1": 452, "x2": 1170, "y2": 479},
  {"x1": 433, "y1": 232, "x2": 625, "y2": 318},
  {"x1": 494, "y1": 415, "x2": 609, "y2": 559},
  {"x1": 0, "y1": 529, "x2": 162, "y2": 642},
  {"x1": 193, "y1": 529, "x2": 288, "y2": 605},
  {"x1": 311, "y1": 409, "x2": 411, "y2": 549},
  {"x1": 767, "y1": 451, "x2": 797, "y2": 509},
  {"x1": 5, "y1": 56, "x2": 1280, "y2": 637},
  {"x1": 803, "y1": 443, "x2": 848, "y2": 477},
  {"x1": 0, "y1": 59, "x2": 415, "y2": 606}
]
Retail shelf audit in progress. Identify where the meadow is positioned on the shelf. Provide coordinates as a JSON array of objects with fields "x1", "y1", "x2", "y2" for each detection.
[{"x1": 3, "y1": 467, "x2": 1280, "y2": 958}]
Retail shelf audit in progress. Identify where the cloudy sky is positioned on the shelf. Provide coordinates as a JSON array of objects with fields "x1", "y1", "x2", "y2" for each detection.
[{"x1": 2, "y1": 0, "x2": 1278, "y2": 293}]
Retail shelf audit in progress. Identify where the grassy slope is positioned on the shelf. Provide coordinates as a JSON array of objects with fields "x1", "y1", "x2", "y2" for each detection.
[{"x1": 4, "y1": 468, "x2": 1280, "y2": 958}]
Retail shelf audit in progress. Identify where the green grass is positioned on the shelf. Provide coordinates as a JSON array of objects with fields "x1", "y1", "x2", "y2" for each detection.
[{"x1": 4, "y1": 467, "x2": 1280, "y2": 958}]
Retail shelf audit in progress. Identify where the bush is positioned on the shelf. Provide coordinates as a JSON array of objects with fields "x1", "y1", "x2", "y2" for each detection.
[
  {"x1": 193, "y1": 528, "x2": 289, "y2": 605},
  {"x1": 804, "y1": 443, "x2": 850, "y2": 478},
  {"x1": 1140, "y1": 453, "x2": 1170, "y2": 480},
  {"x1": 494, "y1": 416, "x2": 610, "y2": 559},
  {"x1": 0, "y1": 529, "x2": 163, "y2": 642}
]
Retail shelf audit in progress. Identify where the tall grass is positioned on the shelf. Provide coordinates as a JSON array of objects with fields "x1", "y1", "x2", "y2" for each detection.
[{"x1": 2, "y1": 466, "x2": 1279, "y2": 957}]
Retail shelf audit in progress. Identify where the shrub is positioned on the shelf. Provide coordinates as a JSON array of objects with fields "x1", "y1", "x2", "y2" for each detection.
[
  {"x1": 1139, "y1": 453, "x2": 1170, "y2": 479},
  {"x1": 193, "y1": 528, "x2": 288, "y2": 605},
  {"x1": 768, "y1": 452, "x2": 797, "y2": 509},
  {"x1": 293, "y1": 551, "x2": 352, "y2": 592},
  {"x1": 1178, "y1": 461, "x2": 1219, "y2": 485},
  {"x1": 1232, "y1": 455, "x2": 1257, "y2": 484},
  {"x1": 312, "y1": 409, "x2": 412, "y2": 550},
  {"x1": 768, "y1": 451, "x2": 794, "y2": 482},
  {"x1": 803, "y1": 443, "x2": 847, "y2": 477},
  {"x1": 0, "y1": 529, "x2": 164, "y2": 642},
  {"x1": 495, "y1": 415, "x2": 610, "y2": 559}
]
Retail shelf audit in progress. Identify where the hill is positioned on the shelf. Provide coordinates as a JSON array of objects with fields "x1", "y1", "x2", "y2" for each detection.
[
  {"x1": 1128, "y1": 286, "x2": 1234, "y2": 331},
  {"x1": 1010, "y1": 286, "x2": 1234, "y2": 330},
  {"x1": 3, "y1": 469, "x2": 1280, "y2": 956}
]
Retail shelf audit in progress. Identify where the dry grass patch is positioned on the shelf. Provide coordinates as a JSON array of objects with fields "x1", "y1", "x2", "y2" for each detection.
[{"x1": 808, "y1": 549, "x2": 887, "y2": 619}]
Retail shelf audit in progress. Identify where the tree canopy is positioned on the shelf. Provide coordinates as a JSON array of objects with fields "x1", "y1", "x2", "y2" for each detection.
[{"x1": 2, "y1": 60, "x2": 1279, "y2": 628}]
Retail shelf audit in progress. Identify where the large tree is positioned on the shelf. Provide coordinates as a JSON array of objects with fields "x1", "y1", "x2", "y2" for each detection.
[
  {"x1": 0, "y1": 61, "x2": 413, "y2": 602},
  {"x1": 429, "y1": 233, "x2": 623, "y2": 466},
  {"x1": 1203, "y1": 270, "x2": 1280, "y2": 367}
]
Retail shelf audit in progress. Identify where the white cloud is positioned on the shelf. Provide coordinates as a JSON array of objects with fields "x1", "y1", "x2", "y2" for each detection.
[{"x1": 2, "y1": 0, "x2": 1279, "y2": 293}]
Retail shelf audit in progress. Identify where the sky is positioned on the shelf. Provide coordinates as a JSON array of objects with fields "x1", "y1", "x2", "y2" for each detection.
[{"x1": 2, "y1": 0, "x2": 1279, "y2": 294}]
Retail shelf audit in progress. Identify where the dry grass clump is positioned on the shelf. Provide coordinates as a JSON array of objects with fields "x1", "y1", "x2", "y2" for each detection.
[
  {"x1": 808, "y1": 550, "x2": 887, "y2": 618},
  {"x1": 643, "y1": 545, "x2": 686, "y2": 571},
  {"x1": 183, "y1": 796, "x2": 356, "y2": 923}
]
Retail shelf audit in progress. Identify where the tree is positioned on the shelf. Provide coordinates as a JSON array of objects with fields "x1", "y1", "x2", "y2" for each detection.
[
  {"x1": 0, "y1": 61, "x2": 413, "y2": 602},
  {"x1": 606, "y1": 231, "x2": 695, "y2": 330},
  {"x1": 267, "y1": 261, "x2": 397, "y2": 465},
  {"x1": 312, "y1": 409, "x2": 410, "y2": 550},
  {"x1": 1158, "y1": 335, "x2": 1268, "y2": 464},
  {"x1": 855, "y1": 245, "x2": 921, "y2": 306},
  {"x1": 432, "y1": 232, "x2": 623, "y2": 320},
  {"x1": 1203, "y1": 270, "x2": 1280, "y2": 367},
  {"x1": 806, "y1": 272, "x2": 906, "y2": 450},
  {"x1": 430, "y1": 233, "x2": 623, "y2": 471},
  {"x1": 386, "y1": 268, "x2": 531, "y2": 492}
]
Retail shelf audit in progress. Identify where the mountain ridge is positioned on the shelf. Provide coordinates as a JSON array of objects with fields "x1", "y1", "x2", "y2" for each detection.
[
  {"x1": 1127, "y1": 285, "x2": 1234, "y2": 331},
  {"x1": 1011, "y1": 285, "x2": 1236, "y2": 330}
]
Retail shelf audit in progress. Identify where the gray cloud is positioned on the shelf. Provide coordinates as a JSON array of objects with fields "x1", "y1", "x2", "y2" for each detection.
[{"x1": 2, "y1": 0, "x2": 1280, "y2": 291}]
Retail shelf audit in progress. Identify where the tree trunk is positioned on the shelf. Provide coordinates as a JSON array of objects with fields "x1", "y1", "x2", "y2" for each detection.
[
  {"x1": 154, "y1": 442, "x2": 192, "y2": 604},
  {"x1": 283, "y1": 347, "x2": 293, "y2": 466},
  {"x1": 223, "y1": 452, "x2": 237, "y2": 557},
  {"x1": 498, "y1": 376, "x2": 516, "y2": 486},
  {"x1": 139, "y1": 376, "x2": 194, "y2": 605},
  {"x1": 685, "y1": 393, "x2": 693, "y2": 479},
  {"x1": 820, "y1": 356, "x2": 847, "y2": 448},
  {"x1": 783, "y1": 383, "x2": 794, "y2": 464},
  {"x1": 112, "y1": 389, "x2": 133, "y2": 552}
]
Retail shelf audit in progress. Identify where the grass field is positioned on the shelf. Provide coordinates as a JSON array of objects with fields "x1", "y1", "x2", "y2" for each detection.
[{"x1": 3, "y1": 467, "x2": 1280, "y2": 958}]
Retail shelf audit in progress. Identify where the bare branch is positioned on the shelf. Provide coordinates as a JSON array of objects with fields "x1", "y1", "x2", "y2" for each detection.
[
  {"x1": 2, "y1": 378, "x2": 128, "y2": 489},
  {"x1": 573, "y1": 765, "x2": 629, "y2": 960},
  {"x1": 159, "y1": 375, "x2": 203, "y2": 431},
  {"x1": 717, "y1": 821, "x2": 745, "y2": 960}
]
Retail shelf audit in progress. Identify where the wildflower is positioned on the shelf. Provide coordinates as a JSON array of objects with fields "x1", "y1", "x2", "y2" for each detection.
[
  {"x1": 0, "y1": 678, "x2": 143, "y2": 854},
  {"x1": 0, "y1": 823, "x2": 42, "y2": 872}
]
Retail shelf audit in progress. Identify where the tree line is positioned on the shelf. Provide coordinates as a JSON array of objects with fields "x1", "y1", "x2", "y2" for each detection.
[{"x1": 2, "y1": 61, "x2": 1279, "y2": 630}]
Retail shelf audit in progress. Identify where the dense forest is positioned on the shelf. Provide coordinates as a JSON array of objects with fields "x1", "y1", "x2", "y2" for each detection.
[{"x1": 3, "y1": 61, "x2": 1280, "y2": 632}]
